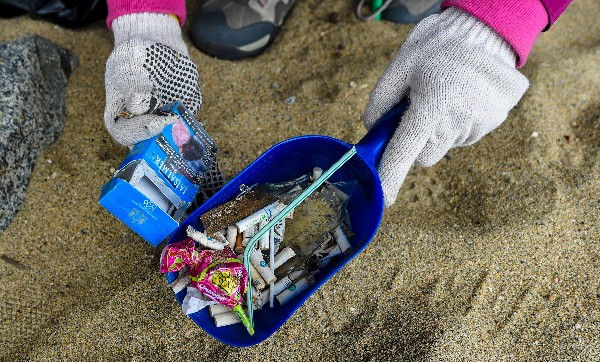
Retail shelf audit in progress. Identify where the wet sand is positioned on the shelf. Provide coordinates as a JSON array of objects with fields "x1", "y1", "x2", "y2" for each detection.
[{"x1": 0, "y1": 0, "x2": 598, "y2": 360}]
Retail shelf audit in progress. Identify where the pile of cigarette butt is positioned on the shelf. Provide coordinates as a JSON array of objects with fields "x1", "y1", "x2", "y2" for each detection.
[{"x1": 163, "y1": 167, "x2": 354, "y2": 331}]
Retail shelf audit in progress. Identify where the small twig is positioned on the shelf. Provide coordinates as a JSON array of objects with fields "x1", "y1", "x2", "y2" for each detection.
[{"x1": 0, "y1": 254, "x2": 28, "y2": 270}]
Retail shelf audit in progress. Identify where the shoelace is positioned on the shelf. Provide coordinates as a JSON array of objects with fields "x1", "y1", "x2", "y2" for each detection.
[{"x1": 355, "y1": 0, "x2": 395, "y2": 21}]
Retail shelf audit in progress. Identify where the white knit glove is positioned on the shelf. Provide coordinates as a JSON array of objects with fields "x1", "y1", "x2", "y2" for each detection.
[
  {"x1": 104, "y1": 13, "x2": 202, "y2": 147},
  {"x1": 363, "y1": 8, "x2": 529, "y2": 207}
]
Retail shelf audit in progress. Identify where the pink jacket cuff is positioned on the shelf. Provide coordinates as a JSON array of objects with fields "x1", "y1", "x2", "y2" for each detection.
[
  {"x1": 441, "y1": 0, "x2": 548, "y2": 67},
  {"x1": 106, "y1": 0, "x2": 187, "y2": 30}
]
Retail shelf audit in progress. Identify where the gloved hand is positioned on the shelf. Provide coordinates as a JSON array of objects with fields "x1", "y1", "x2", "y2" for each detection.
[
  {"x1": 363, "y1": 7, "x2": 529, "y2": 206},
  {"x1": 104, "y1": 13, "x2": 202, "y2": 148}
]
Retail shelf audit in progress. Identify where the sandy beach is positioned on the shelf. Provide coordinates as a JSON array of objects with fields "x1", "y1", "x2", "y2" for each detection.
[{"x1": 0, "y1": 0, "x2": 598, "y2": 360}]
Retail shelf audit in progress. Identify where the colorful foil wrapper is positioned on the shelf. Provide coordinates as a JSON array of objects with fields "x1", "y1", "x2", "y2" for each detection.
[
  {"x1": 160, "y1": 237, "x2": 203, "y2": 273},
  {"x1": 190, "y1": 250, "x2": 246, "y2": 306},
  {"x1": 160, "y1": 240, "x2": 254, "y2": 335},
  {"x1": 191, "y1": 252, "x2": 254, "y2": 335}
]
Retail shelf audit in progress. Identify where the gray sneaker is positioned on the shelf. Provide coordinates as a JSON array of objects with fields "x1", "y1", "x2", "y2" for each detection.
[
  {"x1": 190, "y1": 0, "x2": 297, "y2": 60},
  {"x1": 356, "y1": 0, "x2": 442, "y2": 23}
]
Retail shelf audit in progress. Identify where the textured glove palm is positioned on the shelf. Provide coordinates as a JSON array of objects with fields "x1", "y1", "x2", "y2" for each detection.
[
  {"x1": 104, "y1": 13, "x2": 202, "y2": 147},
  {"x1": 363, "y1": 8, "x2": 529, "y2": 207}
]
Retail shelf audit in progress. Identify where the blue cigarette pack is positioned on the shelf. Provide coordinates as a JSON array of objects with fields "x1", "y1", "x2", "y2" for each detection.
[{"x1": 99, "y1": 102, "x2": 219, "y2": 247}]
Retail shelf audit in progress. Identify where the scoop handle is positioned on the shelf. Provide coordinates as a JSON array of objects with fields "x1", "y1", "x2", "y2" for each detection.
[{"x1": 356, "y1": 97, "x2": 410, "y2": 167}]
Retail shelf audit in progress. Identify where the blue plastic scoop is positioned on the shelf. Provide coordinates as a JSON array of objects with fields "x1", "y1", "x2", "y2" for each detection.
[{"x1": 165, "y1": 98, "x2": 409, "y2": 347}]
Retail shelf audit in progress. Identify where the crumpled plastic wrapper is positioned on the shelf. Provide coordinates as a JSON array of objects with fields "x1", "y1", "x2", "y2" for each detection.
[{"x1": 182, "y1": 286, "x2": 216, "y2": 315}]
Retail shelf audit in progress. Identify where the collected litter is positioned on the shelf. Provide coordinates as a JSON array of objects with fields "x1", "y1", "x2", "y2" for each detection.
[{"x1": 160, "y1": 167, "x2": 354, "y2": 335}]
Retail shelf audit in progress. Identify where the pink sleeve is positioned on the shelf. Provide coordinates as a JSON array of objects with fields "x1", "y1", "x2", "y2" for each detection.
[
  {"x1": 106, "y1": 0, "x2": 187, "y2": 29},
  {"x1": 441, "y1": 0, "x2": 548, "y2": 67}
]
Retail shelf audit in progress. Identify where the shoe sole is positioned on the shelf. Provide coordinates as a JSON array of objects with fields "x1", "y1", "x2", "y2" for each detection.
[
  {"x1": 190, "y1": 5, "x2": 292, "y2": 61},
  {"x1": 191, "y1": 22, "x2": 281, "y2": 60}
]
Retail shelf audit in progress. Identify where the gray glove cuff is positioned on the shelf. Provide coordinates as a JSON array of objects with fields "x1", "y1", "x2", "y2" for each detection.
[{"x1": 112, "y1": 13, "x2": 187, "y2": 55}]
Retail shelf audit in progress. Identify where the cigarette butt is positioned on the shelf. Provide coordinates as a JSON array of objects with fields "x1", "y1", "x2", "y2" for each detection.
[
  {"x1": 169, "y1": 272, "x2": 191, "y2": 294},
  {"x1": 234, "y1": 232, "x2": 244, "y2": 254},
  {"x1": 310, "y1": 167, "x2": 323, "y2": 181},
  {"x1": 235, "y1": 201, "x2": 285, "y2": 233},
  {"x1": 287, "y1": 185, "x2": 303, "y2": 194},
  {"x1": 285, "y1": 208, "x2": 295, "y2": 219},
  {"x1": 313, "y1": 240, "x2": 332, "y2": 256},
  {"x1": 258, "y1": 220, "x2": 270, "y2": 250},
  {"x1": 204, "y1": 235, "x2": 227, "y2": 250},
  {"x1": 187, "y1": 226, "x2": 227, "y2": 250},
  {"x1": 226, "y1": 226, "x2": 237, "y2": 249},
  {"x1": 276, "y1": 276, "x2": 315, "y2": 305},
  {"x1": 317, "y1": 247, "x2": 341, "y2": 268},
  {"x1": 273, "y1": 246, "x2": 296, "y2": 270},
  {"x1": 324, "y1": 245, "x2": 342, "y2": 258},
  {"x1": 209, "y1": 304, "x2": 231, "y2": 317},
  {"x1": 214, "y1": 311, "x2": 241, "y2": 327},
  {"x1": 250, "y1": 249, "x2": 277, "y2": 284},
  {"x1": 272, "y1": 275, "x2": 294, "y2": 296},
  {"x1": 332, "y1": 226, "x2": 352, "y2": 253},
  {"x1": 247, "y1": 262, "x2": 267, "y2": 290},
  {"x1": 186, "y1": 225, "x2": 202, "y2": 238},
  {"x1": 253, "y1": 286, "x2": 270, "y2": 309},
  {"x1": 211, "y1": 231, "x2": 228, "y2": 245},
  {"x1": 243, "y1": 225, "x2": 257, "y2": 247},
  {"x1": 288, "y1": 269, "x2": 307, "y2": 281}
]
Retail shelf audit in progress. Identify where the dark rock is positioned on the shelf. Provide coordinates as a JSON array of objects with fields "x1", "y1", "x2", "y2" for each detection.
[
  {"x1": 327, "y1": 12, "x2": 341, "y2": 23},
  {"x1": 0, "y1": 34, "x2": 78, "y2": 233}
]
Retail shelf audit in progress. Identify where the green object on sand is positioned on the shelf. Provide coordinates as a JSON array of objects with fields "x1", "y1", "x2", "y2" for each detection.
[{"x1": 371, "y1": 0, "x2": 383, "y2": 21}]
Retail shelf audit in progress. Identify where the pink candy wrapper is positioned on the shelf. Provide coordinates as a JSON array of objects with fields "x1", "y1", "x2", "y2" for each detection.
[
  {"x1": 160, "y1": 238, "x2": 254, "y2": 335},
  {"x1": 190, "y1": 249, "x2": 254, "y2": 335},
  {"x1": 191, "y1": 253, "x2": 248, "y2": 309},
  {"x1": 160, "y1": 238, "x2": 203, "y2": 273}
]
